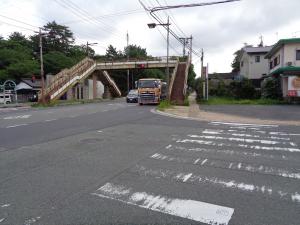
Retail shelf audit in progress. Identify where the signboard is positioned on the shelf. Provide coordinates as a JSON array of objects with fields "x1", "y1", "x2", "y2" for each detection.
[{"x1": 288, "y1": 76, "x2": 300, "y2": 97}]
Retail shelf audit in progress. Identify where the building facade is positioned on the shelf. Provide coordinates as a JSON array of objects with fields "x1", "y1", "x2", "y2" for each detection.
[
  {"x1": 239, "y1": 46, "x2": 272, "y2": 87},
  {"x1": 265, "y1": 38, "x2": 300, "y2": 98}
]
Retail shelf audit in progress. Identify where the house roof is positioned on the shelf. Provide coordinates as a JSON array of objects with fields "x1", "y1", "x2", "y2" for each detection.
[
  {"x1": 208, "y1": 73, "x2": 236, "y2": 80},
  {"x1": 243, "y1": 46, "x2": 272, "y2": 54},
  {"x1": 265, "y1": 38, "x2": 300, "y2": 59},
  {"x1": 21, "y1": 78, "x2": 41, "y2": 89},
  {"x1": 270, "y1": 66, "x2": 300, "y2": 76}
]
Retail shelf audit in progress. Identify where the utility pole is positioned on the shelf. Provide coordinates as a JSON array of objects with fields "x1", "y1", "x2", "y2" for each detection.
[
  {"x1": 201, "y1": 48, "x2": 205, "y2": 99},
  {"x1": 166, "y1": 16, "x2": 170, "y2": 99},
  {"x1": 127, "y1": 31, "x2": 130, "y2": 93},
  {"x1": 39, "y1": 27, "x2": 45, "y2": 105},
  {"x1": 189, "y1": 35, "x2": 193, "y2": 62},
  {"x1": 179, "y1": 38, "x2": 187, "y2": 56},
  {"x1": 147, "y1": 16, "x2": 171, "y2": 99}
]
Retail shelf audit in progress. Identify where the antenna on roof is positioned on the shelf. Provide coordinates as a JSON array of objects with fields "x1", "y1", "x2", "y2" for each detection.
[{"x1": 258, "y1": 35, "x2": 264, "y2": 47}]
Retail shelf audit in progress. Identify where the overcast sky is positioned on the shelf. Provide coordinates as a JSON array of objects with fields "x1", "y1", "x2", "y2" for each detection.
[{"x1": 1, "y1": 0, "x2": 300, "y2": 76}]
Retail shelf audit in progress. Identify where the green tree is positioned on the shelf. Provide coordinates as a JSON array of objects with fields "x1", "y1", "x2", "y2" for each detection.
[
  {"x1": 124, "y1": 44, "x2": 147, "y2": 59},
  {"x1": 187, "y1": 64, "x2": 197, "y2": 90},
  {"x1": 43, "y1": 51, "x2": 76, "y2": 75},
  {"x1": 106, "y1": 45, "x2": 122, "y2": 59},
  {"x1": 261, "y1": 77, "x2": 282, "y2": 99},
  {"x1": 231, "y1": 49, "x2": 242, "y2": 73}
]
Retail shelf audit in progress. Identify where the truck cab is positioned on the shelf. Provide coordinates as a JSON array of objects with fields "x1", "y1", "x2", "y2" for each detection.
[{"x1": 137, "y1": 78, "x2": 162, "y2": 105}]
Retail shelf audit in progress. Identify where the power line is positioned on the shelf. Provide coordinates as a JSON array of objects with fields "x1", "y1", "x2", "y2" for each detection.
[
  {"x1": 0, "y1": 14, "x2": 39, "y2": 29},
  {"x1": 150, "y1": 0, "x2": 240, "y2": 12},
  {"x1": 145, "y1": 0, "x2": 181, "y2": 55},
  {"x1": 53, "y1": 0, "x2": 124, "y2": 41},
  {"x1": 62, "y1": 9, "x2": 144, "y2": 25},
  {"x1": 61, "y1": 0, "x2": 125, "y2": 38},
  {"x1": 0, "y1": 20, "x2": 36, "y2": 32}
]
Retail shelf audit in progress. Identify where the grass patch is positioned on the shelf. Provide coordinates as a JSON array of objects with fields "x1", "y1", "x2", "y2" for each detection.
[
  {"x1": 199, "y1": 97, "x2": 287, "y2": 105},
  {"x1": 157, "y1": 100, "x2": 173, "y2": 111}
]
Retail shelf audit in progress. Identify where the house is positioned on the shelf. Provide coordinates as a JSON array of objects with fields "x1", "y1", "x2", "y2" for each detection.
[
  {"x1": 16, "y1": 78, "x2": 41, "y2": 102},
  {"x1": 239, "y1": 45, "x2": 272, "y2": 88},
  {"x1": 265, "y1": 38, "x2": 300, "y2": 98}
]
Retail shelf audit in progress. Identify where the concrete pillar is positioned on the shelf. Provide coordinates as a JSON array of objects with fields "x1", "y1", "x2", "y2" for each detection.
[{"x1": 93, "y1": 73, "x2": 98, "y2": 99}]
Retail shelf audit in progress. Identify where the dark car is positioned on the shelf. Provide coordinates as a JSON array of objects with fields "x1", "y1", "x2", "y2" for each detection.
[{"x1": 126, "y1": 89, "x2": 138, "y2": 103}]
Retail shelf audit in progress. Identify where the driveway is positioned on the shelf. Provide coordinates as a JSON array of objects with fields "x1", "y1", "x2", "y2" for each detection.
[{"x1": 200, "y1": 104, "x2": 300, "y2": 121}]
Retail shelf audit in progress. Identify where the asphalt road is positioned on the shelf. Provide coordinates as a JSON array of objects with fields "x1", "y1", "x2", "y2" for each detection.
[{"x1": 0, "y1": 99, "x2": 299, "y2": 225}]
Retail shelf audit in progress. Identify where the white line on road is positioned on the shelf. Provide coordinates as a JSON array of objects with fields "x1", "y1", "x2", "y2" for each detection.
[
  {"x1": 135, "y1": 165, "x2": 300, "y2": 204},
  {"x1": 6, "y1": 124, "x2": 28, "y2": 128},
  {"x1": 150, "y1": 152, "x2": 300, "y2": 179},
  {"x1": 44, "y1": 119, "x2": 57, "y2": 122},
  {"x1": 188, "y1": 134, "x2": 291, "y2": 146},
  {"x1": 3, "y1": 115, "x2": 31, "y2": 120},
  {"x1": 0, "y1": 218, "x2": 5, "y2": 223},
  {"x1": 1, "y1": 204, "x2": 10, "y2": 208},
  {"x1": 211, "y1": 121, "x2": 278, "y2": 127},
  {"x1": 92, "y1": 182, "x2": 234, "y2": 225}
]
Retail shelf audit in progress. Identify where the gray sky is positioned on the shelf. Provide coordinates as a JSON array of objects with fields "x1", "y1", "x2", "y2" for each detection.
[{"x1": 1, "y1": 0, "x2": 300, "y2": 76}]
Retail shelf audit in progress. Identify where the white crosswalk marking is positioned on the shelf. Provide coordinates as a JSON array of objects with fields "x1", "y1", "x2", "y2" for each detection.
[
  {"x1": 92, "y1": 182, "x2": 234, "y2": 225},
  {"x1": 92, "y1": 122, "x2": 300, "y2": 224}
]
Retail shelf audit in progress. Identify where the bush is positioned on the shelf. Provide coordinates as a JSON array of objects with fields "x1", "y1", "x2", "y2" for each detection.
[
  {"x1": 261, "y1": 77, "x2": 282, "y2": 99},
  {"x1": 229, "y1": 78, "x2": 257, "y2": 99}
]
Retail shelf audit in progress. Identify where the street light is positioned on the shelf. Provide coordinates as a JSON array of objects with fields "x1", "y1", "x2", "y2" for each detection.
[
  {"x1": 86, "y1": 42, "x2": 98, "y2": 56},
  {"x1": 148, "y1": 16, "x2": 171, "y2": 99}
]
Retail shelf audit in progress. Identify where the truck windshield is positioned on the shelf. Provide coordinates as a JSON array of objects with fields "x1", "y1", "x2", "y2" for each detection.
[{"x1": 138, "y1": 80, "x2": 158, "y2": 88}]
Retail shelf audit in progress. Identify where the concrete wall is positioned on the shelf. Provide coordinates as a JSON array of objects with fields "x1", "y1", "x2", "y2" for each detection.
[
  {"x1": 284, "y1": 43, "x2": 300, "y2": 67},
  {"x1": 87, "y1": 79, "x2": 104, "y2": 99},
  {"x1": 240, "y1": 52, "x2": 269, "y2": 79},
  {"x1": 240, "y1": 53, "x2": 250, "y2": 78},
  {"x1": 282, "y1": 77, "x2": 288, "y2": 97},
  {"x1": 270, "y1": 43, "x2": 300, "y2": 74},
  {"x1": 248, "y1": 54, "x2": 269, "y2": 79}
]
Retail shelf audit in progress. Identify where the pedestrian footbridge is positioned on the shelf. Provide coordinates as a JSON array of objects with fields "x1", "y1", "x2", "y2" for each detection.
[{"x1": 40, "y1": 57, "x2": 190, "y2": 105}]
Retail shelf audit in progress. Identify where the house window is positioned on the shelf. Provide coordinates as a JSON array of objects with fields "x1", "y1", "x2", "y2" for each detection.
[
  {"x1": 296, "y1": 50, "x2": 300, "y2": 60},
  {"x1": 241, "y1": 61, "x2": 244, "y2": 67},
  {"x1": 269, "y1": 61, "x2": 273, "y2": 69},
  {"x1": 255, "y1": 55, "x2": 260, "y2": 63},
  {"x1": 274, "y1": 57, "x2": 278, "y2": 67}
]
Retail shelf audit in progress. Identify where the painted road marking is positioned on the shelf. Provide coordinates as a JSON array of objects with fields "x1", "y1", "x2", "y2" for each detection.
[
  {"x1": 169, "y1": 145, "x2": 289, "y2": 161},
  {"x1": 0, "y1": 218, "x2": 5, "y2": 223},
  {"x1": 150, "y1": 152, "x2": 300, "y2": 179},
  {"x1": 44, "y1": 119, "x2": 57, "y2": 122},
  {"x1": 202, "y1": 129, "x2": 291, "y2": 141},
  {"x1": 92, "y1": 182, "x2": 234, "y2": 225},
  {"x1": 6, "y1": 124, "x2": 28, "y2": 128},
  {"x1": 211, "y1": 121, "x2": 278, "y2": 127},
  {"x1": 0, "y1": 204, "x2": 10, "y2": 208},
  {"x1": 3, "y1": 115, "x2": 31, "y2": 120},
  {"x1": 176, "y1": 138, "x2": 300, "y2": 153},
  {"x1": 134, "y1": 165, "x2": 300, "y2": 204},
  {"x1": 188, "y1": 134, "x2": 295, "y2": 146}
]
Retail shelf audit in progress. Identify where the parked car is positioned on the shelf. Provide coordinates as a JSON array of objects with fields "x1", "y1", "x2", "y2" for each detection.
[
  {"x1": 126, "y1": 89, "x2": 138, "y2": 103},
  {"x1": 0, "y1": 94, "x2": 12, "y2": 104}
]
